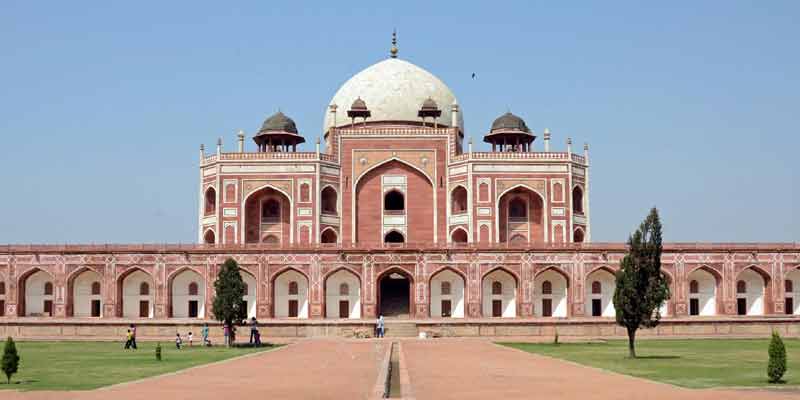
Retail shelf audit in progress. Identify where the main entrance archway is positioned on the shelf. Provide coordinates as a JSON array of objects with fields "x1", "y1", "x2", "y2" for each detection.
[{"x1": 378, "y1": 269, "x2": 412, "y2": 318}]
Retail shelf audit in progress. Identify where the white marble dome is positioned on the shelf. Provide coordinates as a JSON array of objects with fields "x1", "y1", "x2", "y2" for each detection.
[{"x1": 324, "y1": 58, "x2": 463, "y2": 130}]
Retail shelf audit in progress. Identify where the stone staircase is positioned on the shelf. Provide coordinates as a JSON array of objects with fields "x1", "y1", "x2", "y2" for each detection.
[{"x1": 384, "y1": 321, "x2": 418, "y2": 337}]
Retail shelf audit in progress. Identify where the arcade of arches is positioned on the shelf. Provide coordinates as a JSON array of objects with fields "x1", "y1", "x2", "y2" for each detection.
[{"x1": 1, "y1": 250, "x2": 798, "y2": 320}]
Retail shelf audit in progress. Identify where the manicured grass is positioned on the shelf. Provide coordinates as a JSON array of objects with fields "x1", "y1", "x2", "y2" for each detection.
[
  {"x1": 500, "y1": 338, "x2": 800, "y2": 389},
  {"x1": 0, "y1": 341, "x2": 277, "y2": 391}
]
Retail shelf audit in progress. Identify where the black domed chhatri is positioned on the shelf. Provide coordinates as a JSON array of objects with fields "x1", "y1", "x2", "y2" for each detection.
[
  {"x1": 490, "y1": 112, "x2": 530, "y2": 133},
  {"x1": 484, "y1": 112, "x2": 536, "y2": 152},
  {"x1": 253, "y1": 111, "x2": 305, "y2": 152},
  {"x1": 259, "y1": 111, "x2": 298, "y2": 134}
]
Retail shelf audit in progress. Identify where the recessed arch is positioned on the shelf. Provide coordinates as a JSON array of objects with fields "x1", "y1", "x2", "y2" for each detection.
[
  {"x1": 66, "y1": 266, "x2": 103, "y2": 317},
  {"x1": 116, "y1": 267, "x2": 154, "y2": 318},
  {"x1": 482, "y1": 267, "x2": 518, "y2": 317},
  {"x1": 271, "y1": 267, "x2": 310, "y2": 318},
  {"x1": 496, "y1": 184, "x2": 546, "y2": 244},
  {"x1": 204, "y1": 186, "x2": 217, "y2": 215},
  {"x1": 202, "y1": 228, "x2": 216, "y2": 244},
  {"x1": 384, "y1": 230, "x2": 406, "y2": 243},
  {"x1": 429, "y1": 267, "x2": 467, "y2": 318},
  {"x1": 324, "y1": 267, "x2": 362, "y2": 319},
  {"x1": 377, "y1": 267, "x2": 415, "y2": 318},
  {"x1": 167, "y1": 267, "x2": 205, "y2": 318},
  {"x1": 353, "y1": 157, "x2": 434, "y2": 188},
  {"x1": 585, "y1": 267, "x2": 616, "y2": 317},
  {"x1": 534, "y1": 267, "x2": 569, "y2": 317},
  {"x1": 573, "y1": 227, "x2": 585, "y2": 243},
  {"x1": 450, "y1": 185, "x2": 468, "y2": 214},
  {"x1": 572, "y1": 184, "x2": 584, "y2": 214},
  {"x1": 320, "y1": 227, "x2": 338, "y2": 244},
  {"x1": 17, "y1": 267, "x2": 55, "y2": 317},
  {"x1": 735, "y1": 265, "x2": 772, "y2": 315},
  {"x1": 687, "y1": 265, "x2": 720, "y2": 316},
  {"x1": 450, "y1": 227, "x2": 468, "y2": 244},
  {"x1": 239, "y1": 268, "x2": 257, "y2": 319},
  {"x1": 321, "y1": 185, "x2": 338, "y2": 215},
  {"x1": 241, "y1": 183, "x2": 293, "y2": 244}
]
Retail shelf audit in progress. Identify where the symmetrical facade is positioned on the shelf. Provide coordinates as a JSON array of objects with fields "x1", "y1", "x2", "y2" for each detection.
[{"x1": 1, "y1": 43, "x2": 798, "y2": 322}]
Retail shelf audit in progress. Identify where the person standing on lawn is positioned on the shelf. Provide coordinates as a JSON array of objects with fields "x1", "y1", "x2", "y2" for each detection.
[
  {"x1": 249, "y1": 317, "x2": 259, "y2": 345},
  {"x1": 175, "y1": 333, "x2": 183, "y2": 350},
  {"x1": 188, "y1": 331, "x2": 193, "y2": 347},
  {"x1": 129, "y1": 323, "x2": 138, "y2": 349},
  {"x1": 124, "y1": 329, "x2": 133, "y2": 349},
  {"x1": 223, "y1": 322, "x2": 230, "y2": 346},
  {"x1": 202, "y1": 323, "x2": 210, "y2": 346}
]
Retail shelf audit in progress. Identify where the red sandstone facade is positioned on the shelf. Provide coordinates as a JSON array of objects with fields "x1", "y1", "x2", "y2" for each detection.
[{"x1": 1, "y1": 48, "x2": 798, "y2": 323}]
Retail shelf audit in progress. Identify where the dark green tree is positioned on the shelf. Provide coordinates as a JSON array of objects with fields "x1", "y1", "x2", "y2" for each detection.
[
  {"x1": 767, "y1": 330, "x2": 787, "y2": 383},
  {"x1": 212, "y1": 258, "x2": 247, "y2": 346},
  {"x1": 2, "y1": 337, "x2": 20, "y2": 384},
  {"x1": 613, "y1": 207, "x2": 670, "y2": 358}
]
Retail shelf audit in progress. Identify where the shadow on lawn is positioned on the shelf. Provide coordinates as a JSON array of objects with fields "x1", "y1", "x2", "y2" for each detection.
[{"x1": 633, "y1": 355, "x2": 681, "y2": 360}]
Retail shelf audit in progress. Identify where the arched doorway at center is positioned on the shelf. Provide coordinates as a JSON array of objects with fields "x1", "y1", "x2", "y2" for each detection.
[{"x1": 377, "y1": 268, "x2": 413, "y2": 318}]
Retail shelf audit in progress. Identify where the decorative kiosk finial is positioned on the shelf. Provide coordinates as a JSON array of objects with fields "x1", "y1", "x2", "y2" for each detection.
[{"x1": 390, "y1": 29, "x2": 398, "y2": 58}]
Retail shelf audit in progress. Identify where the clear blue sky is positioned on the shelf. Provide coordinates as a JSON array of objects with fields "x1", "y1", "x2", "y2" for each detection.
[{"x1": 0, "y1": 1, "x2": 797, "y2": 243}]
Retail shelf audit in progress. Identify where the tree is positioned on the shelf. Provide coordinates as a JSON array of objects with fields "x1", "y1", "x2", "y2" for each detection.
[
  {"x1": 768, "y1": 330, "x2": 787, "y2": 383},
  {"x1": 613, "y1": 207, "x2": 670, "y2": 358},
  {"x1": 2, "y1": 337, "x2": 20, "y2": 384},
  {"x1": 212, "y1": 258, "x2": 247, "y2": 346}
]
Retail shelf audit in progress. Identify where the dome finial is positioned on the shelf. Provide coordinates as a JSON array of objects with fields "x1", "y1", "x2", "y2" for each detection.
[{"x1": 390, "y1": 29, "x2": 398, "y2": 58}]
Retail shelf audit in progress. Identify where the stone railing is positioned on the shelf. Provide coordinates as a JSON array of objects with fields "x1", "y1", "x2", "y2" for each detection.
[
  {"x1": 202, "y1": 152, "x2": 338, "y2": 165},
  {"x1": 1, "y1": 242, "x2": 797, "y2": 254},
  {"x1": 450, "y1": 152, "x2": 586, "y2": 164},
  {"x1": 335, "y1": 127, "x2": 454, "y2": 136}
]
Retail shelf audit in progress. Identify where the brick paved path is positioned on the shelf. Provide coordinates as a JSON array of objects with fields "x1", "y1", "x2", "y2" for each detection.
[
  {"x1": 4, "y1": 338, "x2": 798, "y2": 400},
  {"x1": 4, "y1": 339, "x2": 387, "y2": 400},
  {"x1": 401, "y1": 339, "x2": 797, "y2": 400}
]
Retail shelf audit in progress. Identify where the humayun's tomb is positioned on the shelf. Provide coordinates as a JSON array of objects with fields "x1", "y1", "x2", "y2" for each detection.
[{"x1": 1, "y1": 38, "x2": 798, "y2": 338}]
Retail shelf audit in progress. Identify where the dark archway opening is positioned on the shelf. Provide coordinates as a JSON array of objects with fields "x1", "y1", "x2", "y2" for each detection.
[
  {"x1": 379, "y1": 272, "x2": 411, "y2": 318},
  {"x1": 384, "y1": 231, "x2": 405, "y2": 243}
]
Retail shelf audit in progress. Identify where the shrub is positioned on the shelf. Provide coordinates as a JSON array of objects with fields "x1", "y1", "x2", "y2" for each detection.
[
  {"x1": 1, "y1": 337, "x2": 20, "y2": 384},
  {"x1": 767, "y1": 331, "x2": 787, "y2": 383},
  {"x1": 155, "y1": 343, "x2": 162, "y2": 361}
]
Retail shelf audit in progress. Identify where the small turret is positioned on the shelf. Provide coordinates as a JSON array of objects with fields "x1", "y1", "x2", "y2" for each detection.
[
  {"x1": 484, "y1": 112, "x2": 535, "y2": 152},
  {"x1": 253, "y1": 111, "x2": 305, "y2": 152}
]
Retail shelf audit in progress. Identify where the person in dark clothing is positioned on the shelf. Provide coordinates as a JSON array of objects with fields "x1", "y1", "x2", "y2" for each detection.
[
  {"x1": 249, "y1": 317, "x2": 259, "y2": 344},
  {"x1": 129, "y1": 324, "x2": 138, "y2": 349}
]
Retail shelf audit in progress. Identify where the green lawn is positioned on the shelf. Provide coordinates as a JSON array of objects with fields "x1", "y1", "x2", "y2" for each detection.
[
  {"x1": 500, "y1": 338, "x2": 800, "y2": 389},
  {"x1": 0, "y1": 341, "x2": 277, "y2": 391}
]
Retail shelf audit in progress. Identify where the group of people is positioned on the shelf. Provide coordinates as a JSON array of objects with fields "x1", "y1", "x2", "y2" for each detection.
[
  {"x1": 122, "y1": 317, "x2": 265, "y2": 349},
  {"x1": 223, "y1": 317, "x2": 261, "y2": 346}
]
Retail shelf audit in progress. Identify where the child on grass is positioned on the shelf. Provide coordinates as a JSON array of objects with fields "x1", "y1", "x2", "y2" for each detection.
[
  {"x1": 175, "y1": 333, "x2": 183, "y2": 350},
  {"x1": 124, "y1": 329, "x2": 133, "y2": 349},
  {"x1": 188, "y1": 331, "x2": 193, "y2": 347}
]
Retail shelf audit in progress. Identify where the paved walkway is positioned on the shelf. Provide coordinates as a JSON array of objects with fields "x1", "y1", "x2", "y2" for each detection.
[
  {"x1": 4, "y1": 339, "x2": 387, "y2": 400},
  {"x1": 402, "y1": 339, "x2": 797, "y2": 400},
  {"x1": 4, "y1": 338, "x2": 797, "y2": 400}
]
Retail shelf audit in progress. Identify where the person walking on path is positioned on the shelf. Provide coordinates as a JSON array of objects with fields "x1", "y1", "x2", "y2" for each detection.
[
  {"x1": 249, "y1": 317, "x2": 259, "y2": 345},
  {"x1": 202, "y1": 323, "x2": 210, "y2": 346},
  {"x1": 129, "y1": 324, "x2": 138, "y2": 349},
  {"x1": 376, "y1": 315, "x2": 385, "y2": 338},
  {"x1": 124, "y1": 329, "x2": 133, "y2": 349}
]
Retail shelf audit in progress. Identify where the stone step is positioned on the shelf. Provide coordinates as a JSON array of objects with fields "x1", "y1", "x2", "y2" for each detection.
[{"x1": 384, "y1": 322, "x2": 418, "y2": 337}]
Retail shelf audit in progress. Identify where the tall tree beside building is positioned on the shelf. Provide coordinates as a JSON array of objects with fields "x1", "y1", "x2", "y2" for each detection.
[
  {"x1": 613, "y1": 207, "x2": 670, "y2": 358},
  {"x1": 212, "y1": 258, "x2": 247, "y2": 341}
]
